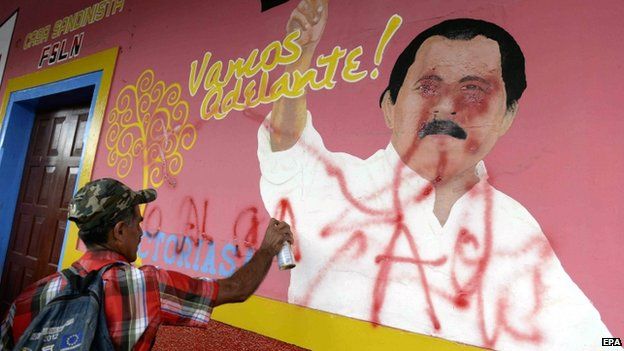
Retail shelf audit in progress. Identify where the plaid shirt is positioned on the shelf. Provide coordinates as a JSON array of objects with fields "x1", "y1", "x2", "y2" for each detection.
[{"x1": 1, "y1": 250, "x2": 218, "y2": 351}]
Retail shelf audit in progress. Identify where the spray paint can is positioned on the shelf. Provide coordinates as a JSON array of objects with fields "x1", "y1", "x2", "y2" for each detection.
[{"x1": 277, "y1": 242, "x2": 295, "y2": 270}]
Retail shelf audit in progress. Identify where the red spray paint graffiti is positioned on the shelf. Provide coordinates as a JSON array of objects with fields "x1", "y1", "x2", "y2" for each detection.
[
  {"x1": 274, "y1": 198, "x2": 301, "y2": 261},
  {"x1": 292, "y1": 141, "x2": 550, "y2": 346},
  {"x1": 143, "y1": 197, "x2": 263, "y2": 256},
  {"x1": 232, "y1": 206, "x2": 260, "y2": 257},
  {"x1": 260, "y1": 85, "x2": 554, "y2": 347},
  {"x1": 180, "y1": 196, "x2": 214, "y2": 246}
]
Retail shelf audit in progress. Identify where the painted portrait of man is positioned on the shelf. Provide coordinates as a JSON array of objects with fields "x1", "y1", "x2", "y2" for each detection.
[{"x1": 257, "y1": 0, "x2": 618, "y2": 350}]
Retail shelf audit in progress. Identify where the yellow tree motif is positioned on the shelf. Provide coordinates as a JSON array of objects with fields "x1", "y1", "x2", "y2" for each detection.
[{"x1": 105, "y1": 69, "x2": 197, "y2": 189}]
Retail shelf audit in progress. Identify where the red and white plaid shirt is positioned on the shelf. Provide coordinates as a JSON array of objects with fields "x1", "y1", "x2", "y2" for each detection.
[{"x1": 1, "y1": 250, "x2": 218, "y2": 351}]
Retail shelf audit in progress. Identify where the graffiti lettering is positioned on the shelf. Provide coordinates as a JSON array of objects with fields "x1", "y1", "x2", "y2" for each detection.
[
  {"x1": 232, "y1": 207, "x2": 260, "y2": 257},
  {"x1": 268, "y1": 120, "x2": 553, "y2": 347},
  {"x1": 141, "y1": 197, "x2": 262, "y2": 278},
  {"x1": 274, "y1": 198, "x2": 301, "y2": 261}
]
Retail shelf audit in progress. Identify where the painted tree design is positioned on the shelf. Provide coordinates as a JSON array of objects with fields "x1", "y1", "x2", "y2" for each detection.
[{"x1": 105, "y1": 69, "x2": 197, "y2": 189}]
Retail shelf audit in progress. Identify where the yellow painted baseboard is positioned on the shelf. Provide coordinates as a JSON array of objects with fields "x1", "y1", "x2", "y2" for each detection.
[{"x1": 212, "y1": 295, "x2": 486, "y2": 350}]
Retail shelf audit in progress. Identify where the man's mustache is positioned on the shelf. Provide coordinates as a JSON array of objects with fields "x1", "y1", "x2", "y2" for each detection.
[{"x1": 418, "y1": 119, "x2": 467, "y2": 140}]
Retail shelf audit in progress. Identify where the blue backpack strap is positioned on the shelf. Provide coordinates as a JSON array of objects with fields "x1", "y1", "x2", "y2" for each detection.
[
  {"x1": 90, "y1": 262, "x2": 125, "y2": 351},
  {"x1": 87, "y1": 262, "x2": 126, "y2": 295},
  {"x1": 60, "y1": 268, "x2": 98, "y2": 294},
  {"x1": 58, "y1": 262, "x2": 126, "y2": 299}
]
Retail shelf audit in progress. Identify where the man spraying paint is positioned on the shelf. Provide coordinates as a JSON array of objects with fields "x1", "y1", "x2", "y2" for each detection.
[
  {"x1": 1, "y1": 178, "x2": 293, "y2": 350},
  {"x1": 257, "y1": 0, "x2": 620, "y2": 350}
]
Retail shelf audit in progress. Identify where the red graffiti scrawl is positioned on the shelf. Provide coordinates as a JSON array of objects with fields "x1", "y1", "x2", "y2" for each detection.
[{"x1": 258, "y1": 113, "x2": 565, "y2": 349}]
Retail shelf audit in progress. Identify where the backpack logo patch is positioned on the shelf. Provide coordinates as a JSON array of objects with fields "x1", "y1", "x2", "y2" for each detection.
[{"x1": 60, "y1": 331, "x2": 83, "y2": 350}]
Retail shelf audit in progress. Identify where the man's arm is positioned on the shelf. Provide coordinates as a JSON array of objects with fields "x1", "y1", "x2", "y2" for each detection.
[
  {"x1": 270, "y1": 0, "x2": 328, "y2": 152},
  {"x1": 214, "y1": 219, "x2": 293, "y2": 306}
]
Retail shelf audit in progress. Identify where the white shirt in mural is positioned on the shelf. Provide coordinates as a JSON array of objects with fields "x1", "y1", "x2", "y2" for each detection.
[{"x1": 258, "y1": 112, "x2": 618, "y2": 351}]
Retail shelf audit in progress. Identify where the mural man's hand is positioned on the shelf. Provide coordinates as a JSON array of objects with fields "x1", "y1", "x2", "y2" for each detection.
[
  {"x1": 260, "y1": 218, "x2": 294, "y2": 256},
  {"x1": 270, "y1": 0, "x2": 328, "y2": 152},
  {"x1": 287, "y1": 0, "x2": 328, "y2": 62}
]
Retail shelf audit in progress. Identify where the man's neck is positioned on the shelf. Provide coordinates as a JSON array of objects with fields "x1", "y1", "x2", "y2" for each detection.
[
  {"x1": 87, "y1": 244, "x2": 126, "y2": 259},
  {"x1": 432, "y1": 166, "x2": 480, "y2": 226},
  {"x1": 87, "y1": 243, "x2": 113, "y2": 251}
]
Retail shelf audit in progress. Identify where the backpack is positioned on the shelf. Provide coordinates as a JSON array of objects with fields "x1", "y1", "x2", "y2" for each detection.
[{"x1": 13, "y1": 263, "x2": 122, "y2": 351}]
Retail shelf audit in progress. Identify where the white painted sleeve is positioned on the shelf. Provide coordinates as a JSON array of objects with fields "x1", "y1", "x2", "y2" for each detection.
[
  {"x1": 538, "y1": 255, "x2": 621, "y2": 350},
  {"x1": 257, "y1": 111, "x2": 329, "y2": 215}
]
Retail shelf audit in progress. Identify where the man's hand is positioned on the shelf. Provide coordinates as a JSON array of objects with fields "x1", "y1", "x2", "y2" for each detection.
[
  {"x1": 214, "y1": 219, "x2": 295, "y2": 306},
  {"x1": 260, "y1": 218, "x2": 294, "y2": 256}
]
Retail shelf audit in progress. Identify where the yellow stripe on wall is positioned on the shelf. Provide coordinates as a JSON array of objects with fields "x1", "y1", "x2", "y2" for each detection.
[{"x1": 213, "y1": 295, "x2": 487, "y2": 350}]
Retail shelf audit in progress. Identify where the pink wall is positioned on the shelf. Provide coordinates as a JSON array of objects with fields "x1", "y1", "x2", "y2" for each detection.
[{"x1": 1, "y1": 0, "x2": 622, "y2": 341}]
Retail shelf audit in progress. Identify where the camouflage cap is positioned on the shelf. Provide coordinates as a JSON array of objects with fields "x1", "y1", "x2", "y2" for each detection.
[{"x1": 68, "y1": 178, "x2": 156, "y2": 231}]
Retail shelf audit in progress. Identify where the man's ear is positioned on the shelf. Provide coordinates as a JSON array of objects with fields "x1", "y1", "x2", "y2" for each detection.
[
  {"x1": 111, "y1": 221, "x2": 126, "y2": 243},
  {"x1": 381, "y1": 91, "x2": 395, "y2": 130},
  {"x1": 498, "y1": 103, "x2": 518, "y2": 136}
]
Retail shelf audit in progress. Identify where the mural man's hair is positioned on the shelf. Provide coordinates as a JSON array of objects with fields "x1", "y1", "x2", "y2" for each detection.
[{"x1": 380, "y1": 18, "x2": 527, "y2": 112}]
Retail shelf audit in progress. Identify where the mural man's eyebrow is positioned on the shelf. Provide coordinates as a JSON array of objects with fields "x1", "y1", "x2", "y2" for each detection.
[
  {"x1": 459, "y1": 75, "x2": 491, "y2": 85},
  {"x1": 416, "y1": 74, "x2": 443, "y2": 83}
]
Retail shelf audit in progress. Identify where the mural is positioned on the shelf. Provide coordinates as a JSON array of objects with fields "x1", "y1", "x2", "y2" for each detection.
[
  {"x1": 258, "y1": 1, "x2": 612, "y2": 350},
  {"x1": 0, "y1": 0, "x2": 622, "y2": 349}
]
